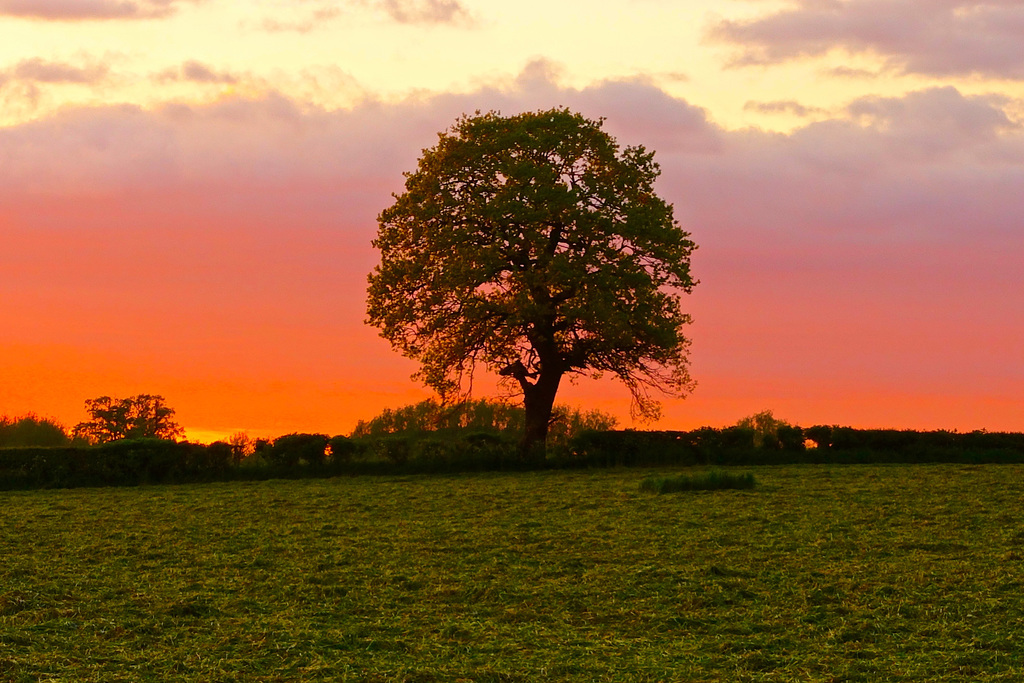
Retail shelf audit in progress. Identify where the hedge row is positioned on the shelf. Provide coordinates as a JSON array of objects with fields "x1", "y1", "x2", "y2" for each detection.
[
  {"x1": 2, "y1": 426, "x2": 1023, "y2": 491},
  {"x1": 0, "y1": 431, "x2": 527, "y2": 490},
  {"x1": 562, "y1": 426, "x2": 1024, "y2": 467},
  {"x1": 0, "y1": 439, "x2": 233, "y2": 490}
]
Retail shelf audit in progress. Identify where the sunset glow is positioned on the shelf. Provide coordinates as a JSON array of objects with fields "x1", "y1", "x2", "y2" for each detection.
[{"x1": 2, "y1": 0, "x2": 1022, "y2": 441}]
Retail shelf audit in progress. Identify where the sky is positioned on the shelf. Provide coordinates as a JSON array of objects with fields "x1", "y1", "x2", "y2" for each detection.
[{"x1": 1, "y1": 0, "x2": 1022, "y2": 442}]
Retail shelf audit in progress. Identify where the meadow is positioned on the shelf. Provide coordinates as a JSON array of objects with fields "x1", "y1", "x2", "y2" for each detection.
[{"x1": 1, "y1": 465, "x2": 1022, "y2": 682}]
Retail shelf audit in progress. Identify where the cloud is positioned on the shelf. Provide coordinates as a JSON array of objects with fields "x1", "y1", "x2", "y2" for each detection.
[
  {"x1": 824, "y1": 65, "x2": 883, "y2": 79},
  {"x1": 0, "y1": 62, "x2": 724, "y2": 197},
  {"x1": 377, "y1": 0, "x2": 471, "y2": 25},
  {"x1": 2, "y1": 70, "x2": 1017, "y2": 242},
  {"x1": 0, "y1": 58, "x2": 110, "y2": 93},
  {"x1": 0, "y1": 0, "x2": 199, "y2": 20},
  {"x1": 4, "y1": 57, "x2": 109, "y2": 83},
  {"x1": 845, "y1": 86, "x2": 1017, "y2": 148},
  {"x1": 252, "y1": 0, "x2": 471, "y2": 32},
  {"x1": 708, "y1": 0, "x2": 1024, "y2": 79},
  {"x1": 744, "y1": 99, "x2": 828, "y2": 117},
  {"x1": 258, "y1": 2, "x2": 342, "y2": 33},
  {"x1": 672, "y1": 87, "x2": 1023, "y2": 245},
  {"x1": 157, "y1": 60, "x2": 240, "y2": 84}
]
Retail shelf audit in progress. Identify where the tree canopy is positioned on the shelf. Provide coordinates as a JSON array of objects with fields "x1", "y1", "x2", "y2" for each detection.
[
  {"x1": 366, "y1": 108, "x2": 697, "y2": 454},
  {"x1": 72, "y1": 394, "x2": 184, "y2": 444}
]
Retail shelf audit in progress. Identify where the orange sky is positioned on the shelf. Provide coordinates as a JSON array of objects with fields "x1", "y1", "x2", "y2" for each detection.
[{"x1": 1, "y1": 0, "x2": 1022, "y2": 440}]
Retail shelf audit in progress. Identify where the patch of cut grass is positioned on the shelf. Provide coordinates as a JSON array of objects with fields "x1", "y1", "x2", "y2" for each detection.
[{"x1": 640, "y1": 469, "x2": 756, "y2": 493}]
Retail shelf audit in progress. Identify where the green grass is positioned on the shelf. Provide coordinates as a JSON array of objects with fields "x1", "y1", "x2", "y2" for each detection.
[
  {"x1": 2, "y1": 465, "x2": 1023, "y2": 681},
  {"x1": 640, "y1": 469, "x2": 756, "y2": 493}
]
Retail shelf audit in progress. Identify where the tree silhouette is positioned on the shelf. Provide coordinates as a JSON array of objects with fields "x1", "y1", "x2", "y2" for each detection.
[
  {"x1": 367, "y1": 109, "x2": 697, "y2": 455},
  {"x1": 72, "y1": 394, "x2": 184, "y2": 444}
]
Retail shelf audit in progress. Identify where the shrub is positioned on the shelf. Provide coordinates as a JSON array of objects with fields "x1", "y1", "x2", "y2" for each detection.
[
  {"x1": 640, "y1": 470, "x2": 756, "y2": 494},
  {"x1": 0, "y1": 414, "x2": 70, "y2": 448},
  {"x1": 372, "y1": 435, "x2": 412, "y2": 465},
  {"x1": 734, "y1": 409, "x2": 795, "y2": 449},
  {"x1": 804, "y1": 425, "x2": 833, "y2": 449},
  {"x1": 265, "y1": 433, "x2": 330, "y2": 468},
  {"x1": 776, "y1": 424, "x2": 806, "y2": 452},
  {"x1": 327, "y1": 435, "x2": 360, "y2": 464},
  {"x1": 202, "y1": 442, "x2": 234, "y2": 473}
]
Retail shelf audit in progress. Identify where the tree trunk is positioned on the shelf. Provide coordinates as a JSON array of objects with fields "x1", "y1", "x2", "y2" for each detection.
[{"x1": 520, "y1": 370, "x2": 562, "y2": 461}]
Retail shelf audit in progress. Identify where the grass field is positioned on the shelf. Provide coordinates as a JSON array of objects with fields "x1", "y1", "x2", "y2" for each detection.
[{"x1": 2, "y1": 465, "x2": 1023, "y2": 681}]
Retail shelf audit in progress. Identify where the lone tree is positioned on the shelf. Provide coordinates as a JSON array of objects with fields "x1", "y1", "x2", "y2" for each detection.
[
  {"x1": 367, "y1": 109, "x2": 697, "y2": 455},
  {"x1": 72, "y1": 394, "x2": 184, "y2": 444}
]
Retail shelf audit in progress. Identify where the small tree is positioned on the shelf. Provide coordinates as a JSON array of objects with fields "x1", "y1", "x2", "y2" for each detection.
[
  {"x1": 367, "y1": 109, "x2": 697, "y2": 456},
  {"x1": 735, "y1": 409, "x2": 801, "y2": 450},
  {"x1": 72, "y1": 394, "x2": 184, "y2": 444},
  {"x1": 227, "y1": 431, "x2": 255, "y2": 464}
]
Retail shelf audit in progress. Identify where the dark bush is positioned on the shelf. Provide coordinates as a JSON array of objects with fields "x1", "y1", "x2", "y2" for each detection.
[
  {"x1": 266, "y1": 433, "x2": 330, "y2": 467},
  {"x1": 328, "y1": 435, "x2": 360, "y2": 463},
  {"x1": 804, "y1": 425, "x2": 833, "y2": 449},
  {"x1": 202, "y1": 441, "x2": 235, "y2": 473},
  {"x1": 777, "y1": 424, "x2": 806, "y2": 452},
  {"x1": 830, "y1": 427, "x2": 860, "y2": 451},
  {"x1": 373, "y1": 435, "x2": 412, "y2": 465}
]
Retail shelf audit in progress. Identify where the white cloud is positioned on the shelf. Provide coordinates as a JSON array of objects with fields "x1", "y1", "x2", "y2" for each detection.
[
  {"x1": 2, "y1": 57, "x2": 110, "y2": 84},
  {"x1": 156, "y1": 60, "x2": 240, "y2": 84},
  {"x1": 743, "y1": 99, "x2": 828, "y2": 118},
  {"x1": 378, "y1": 0, "x2": 471, "y2": 25},
  {"x1": 0, "y1": 0, "x2": 200, "y2": 20},
  {"x1": 708, "y1": 0, "x2": 1024, "y2": 80}
]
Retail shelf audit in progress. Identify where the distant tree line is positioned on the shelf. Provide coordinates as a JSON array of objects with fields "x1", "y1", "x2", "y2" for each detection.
[
  {"x1": 3, "y1": 403, "x2": 1024, "y2": 491},
  {"x1": 351, "y1": 399, "x2": 617, "y2": 445},
  {"x1": 1, "y1": 395, "x2": 185, "y2": 449}
]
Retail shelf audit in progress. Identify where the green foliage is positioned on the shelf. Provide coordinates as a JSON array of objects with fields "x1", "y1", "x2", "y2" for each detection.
[
  {"x1": 71, "y1": 394, "x2": 184, "y2": 444},
  {"x1": 367, "y1": 108, "x2": 697, "y2": 451},
  {"x1": 351, "y1": 398, "x2": 616, "y2": 452},
  {"x1": 0, "y1": 413, "x2": 70, "y2": 448},
  {"x1": 548, "y1": 405, "x2": 618, "y2": 447},
  {"x1": 351, "y1": 398, "x2": 527, "y2": 437},
  {"x1": 639, "y1": 470, "x2": 756, "y2": 493},
  {"x1": 382, "y1": 431, "x2": 518, "y2": 472},
  {"x1": 2, "y1": 466, "x2": 1024, "y2": 680}
]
